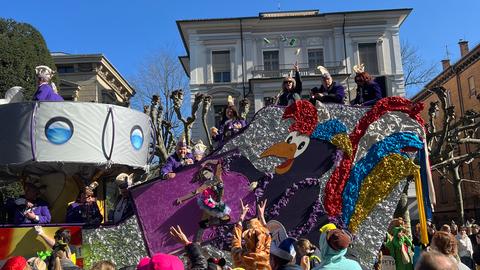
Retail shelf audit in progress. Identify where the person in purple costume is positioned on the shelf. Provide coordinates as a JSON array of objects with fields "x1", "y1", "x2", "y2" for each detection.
[
  {"x1": 33, "y1": 65, "x2": 64, "y2": 101},
  {"x1": 161, "y1": 139, "x2": 194, "y2": 179},
  {"x1": 211, "y1": 104, "x2": 246, "y2": 143},
  {"x1": 9, "y1": 181, "x2": 51, "y2": 224},
  {"x1": 66, "y1": 182, "x2": 103, "y2": 226},
  {"x1": 310, "y1": 70, "x2": 345, "y2": 105},
  {"x1": 351, "y1": 70, "x2": 383, "y2": 106}
]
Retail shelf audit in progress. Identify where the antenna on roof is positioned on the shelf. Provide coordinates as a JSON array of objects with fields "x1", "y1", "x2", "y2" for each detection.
[
  {"x1": 277, "y1": 0, "x2": 281, "y2": 10},
  {"x1": 445, "y1": 45, "x2": 450, "y2": 60}
]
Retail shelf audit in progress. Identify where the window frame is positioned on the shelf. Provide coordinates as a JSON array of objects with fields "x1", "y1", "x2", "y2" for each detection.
[
  {"x1": 262, "y1": 50, "x2": 280, "y2": 71},
  {"x1": 468, "y1": 76, "x2": 476, "y2": 97},
  {"x1": 211, "y1": 50, "x2": 232, "y2": 83},
  {"x1": 358, "y1": 43, "x2": 379, "y2": 75},
  {"x1": 307, "y1": 47, "x2": 325, "y2": 70}
]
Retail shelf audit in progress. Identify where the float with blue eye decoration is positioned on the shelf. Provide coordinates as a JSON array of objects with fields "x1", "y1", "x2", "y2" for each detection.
[
  {"x1": 130, "y1": 125, "x2": 144, "y2": 150},
  {"x1": 45, "y1": 117, "x2": 74, "y2": 145},
  {"x1": 0, "y1": 102, "x2": 154, "y2": 179}
]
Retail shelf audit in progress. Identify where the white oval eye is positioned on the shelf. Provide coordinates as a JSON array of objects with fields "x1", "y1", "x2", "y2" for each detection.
[{"x1": 285, "y1": 131, "x2": 310, "y2": 158}]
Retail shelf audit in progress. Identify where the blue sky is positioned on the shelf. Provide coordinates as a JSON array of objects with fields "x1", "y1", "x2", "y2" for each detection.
[{"x1": 2, "y1": 0, "x2": 479, "y2": 96}]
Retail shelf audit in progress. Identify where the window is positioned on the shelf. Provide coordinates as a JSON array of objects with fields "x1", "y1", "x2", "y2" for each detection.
[
  {"x1": 358, "y1": 43, "x2": 379, "y2": 75},
  {"x1": 213, "y1": 105, "x2": 226, "y2": 127},
  {"x1": 468, "y1": 76, "x2": 476, "y2": 97},
  {"x1": 308, "y1": 48, "x2": 324, "y2": 69},
  {"x1": 78, "y1": 63, "x2": 93, "y2": 72},
  {"x1": 263, "y1": 51, "x2": 279, "y2": 71},
  {"x1": 212, "y1": 51, "x2": 231, "y2": 83},
  {"x1": 57, "y1": 65, "x2": 74, "y2": 73}
]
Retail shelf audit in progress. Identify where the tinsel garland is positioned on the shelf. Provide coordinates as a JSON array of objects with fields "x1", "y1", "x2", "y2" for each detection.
[
  {"x1": 348, "y1": 154, "x2": 419, "y2": 232},
  {"x1": 341, "y1": 132, "x2": 424, "y2": 225},
  {"x1": 323, "y1": 97, "x2": 425, "y2": 218},
  {"x1": 311, "y1": 119, "x2": 347, "y2": 141},
  {"x1": 283, "y1": 100, "x2": 319, "y2": 136}
]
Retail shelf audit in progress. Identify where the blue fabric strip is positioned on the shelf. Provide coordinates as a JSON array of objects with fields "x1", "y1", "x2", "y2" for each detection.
[{"x1": 341, "y1": 132, "x2": 424, "y2": 226}]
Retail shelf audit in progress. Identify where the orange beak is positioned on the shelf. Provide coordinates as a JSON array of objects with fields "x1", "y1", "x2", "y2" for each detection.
[{"x1": 260, "y1": 142, "x2": 297, "y2": 175}]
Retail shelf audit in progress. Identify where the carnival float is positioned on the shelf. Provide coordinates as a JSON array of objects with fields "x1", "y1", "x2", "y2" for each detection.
[{"x1": 0, "y1": 96, "x2": 434, "y2": 269}]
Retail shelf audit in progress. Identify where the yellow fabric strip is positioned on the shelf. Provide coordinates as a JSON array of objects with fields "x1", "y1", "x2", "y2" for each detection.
[
  {"x1": 348, "y1": 154, "x2": 418, "y2": 233},
  {"x1": 414, "y1": 169, "x2": 429, "y2": 245}
]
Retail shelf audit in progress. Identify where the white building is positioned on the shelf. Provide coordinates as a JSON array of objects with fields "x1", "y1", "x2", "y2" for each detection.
[{"x1": 177, "y1": 8, "x2": 411, "y2": 141}]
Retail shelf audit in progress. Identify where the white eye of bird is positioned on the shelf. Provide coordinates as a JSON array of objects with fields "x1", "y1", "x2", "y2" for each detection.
[{"x1": 285, "y1": 131, "x2": 310, "y2": 158}]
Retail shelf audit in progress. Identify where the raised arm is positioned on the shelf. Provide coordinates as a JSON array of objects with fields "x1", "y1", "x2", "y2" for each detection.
[
  {"x1": 35, "y1": 226, "x2": 55, "y2": 247},
  {"x1": 257, "y1": 199, "x2": 267, "y2": 227}
]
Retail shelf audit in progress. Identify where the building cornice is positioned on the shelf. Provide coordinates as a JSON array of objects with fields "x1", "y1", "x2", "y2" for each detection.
[
  {"x1": 412, "y1": 42, "x2": 480, "y2": 102},
  {"x1": 53, "y1": 54, "x2": 136, "y2": 97},
  {"x1": 177, "y1": 8, "x2": 412, "y2": 57}
]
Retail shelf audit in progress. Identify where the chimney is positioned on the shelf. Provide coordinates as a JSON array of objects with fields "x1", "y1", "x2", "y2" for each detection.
[
  {"x1": 441, "y1": 59, "x2": 451, "y2": 70},
  {"x1": 459, "y1": 40, "x2": 469, "y2": 57}
]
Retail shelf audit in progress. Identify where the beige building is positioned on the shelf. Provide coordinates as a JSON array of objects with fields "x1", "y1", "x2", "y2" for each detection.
[{"x1": 52, "y1": 53, "x2": 135, "y2": 105}]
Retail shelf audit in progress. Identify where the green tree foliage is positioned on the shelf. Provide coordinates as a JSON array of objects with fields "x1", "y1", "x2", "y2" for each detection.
[{"x1": 0, "y1": 18, "x2": 57, "y2": 99}]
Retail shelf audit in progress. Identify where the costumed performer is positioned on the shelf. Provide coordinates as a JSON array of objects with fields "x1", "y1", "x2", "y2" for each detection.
[
  {"x1": 309, "y1": 66, "x2": 345, "y2": 105},
  {"x1": 350, "y1": 63, "x2": 382, "y2": 106},
  {"x1": 110, "y1": 172, "x2": 135, "y2": 223},
  {"x1": 7, "y1": 179, "x2": 51, "y2": 224},
  {"x1": 231, "y1": 199, "x2": 271, "y2": 270},
  {"x1": 192, "y1": 140, "x2": 208, "y2": 162},
  {"x1": 175, "y1": 159, "x2": 231, "y2": 241},
  {"x1": 385, "y1": 226, "x2": 414, "y2": 270},
  {"x1": 276, "y1": 63, "x2": 302, "y2": 106},
  {"x1": 65, "y1": 181, "x2": 103, "y2": 226},
  {"x1": 33, "y1": 65, "x2": 63, "y2": 101},
  {"x1": 161, "y1": 138, "x2": 194, "y2": 179},
  {"x1": 312, "y1": 224, "x2": 362, "y2": 269},
  {"x1": 211, "y1": 96, "x2": 247, "y2": 143}
]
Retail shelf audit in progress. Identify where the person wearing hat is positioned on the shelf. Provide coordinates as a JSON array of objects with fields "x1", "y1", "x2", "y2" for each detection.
[
  {"x1": 309, "y1": 67, "x2": 345, "y2": 105},
  {"x1": 230, "y1": 199, "x2": 271, "y2": 270},
  {"x1": 276, "y1": 63, "x2": 302, "y2": 107},
  {"x1": 161, "y1": 138, "x2": 194, "y2": 179},
  {"x1": 211, "y1": 96, "x2": 247, "y2": 144},
  {"x1": 314, "y1": 224, "x2": 362, "y2": 270},
  {"x1": 192, "y1": 140, "x2": 208, "y2": 162},
  {"x1": 66, "y1": 182, "x2": 103, "y2": 226},
  {"x1": 7, "y1": 180, "x2": 51, "y2": 224},
  {"x1": 33, "y1": 65, "x2": 63, "y2": 101},
  {"x1": 350, "y1": 64, "x2": 382, "y2": 106},
  {"x1": 270, "y1": 237, "x2": 302, "y2": 270},
  {"x1": 136, "y1": 253, "x2": 184, "y2": 270},
  {"x1": 110, "y1": 173, "x2": 135, "y2": 223},
  {"x1": 1, "y1": 256, "x2": 31, "y2": 270}
]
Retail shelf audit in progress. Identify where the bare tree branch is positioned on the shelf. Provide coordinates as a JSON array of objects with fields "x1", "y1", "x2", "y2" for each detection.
[
  {"x1": 427, "y1": 86, "x2": 480, "y2": 224},
  {"x1": 130, "y1": 47, "x2": 190, "y2": 163},
  {"x1": 171, "y1": 90, "x2": 204, "y2": 146},
  {"x1": 201, "y1": 95, "x2": 213, "y2": 150},
  {"x1": 401, "y1": 41, "x2": 438, "y2": 89}
]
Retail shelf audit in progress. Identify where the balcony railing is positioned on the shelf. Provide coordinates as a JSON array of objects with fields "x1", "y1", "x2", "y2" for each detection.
[{"x1": 252, "y1": 62, "x2": 346, "y2": 78}]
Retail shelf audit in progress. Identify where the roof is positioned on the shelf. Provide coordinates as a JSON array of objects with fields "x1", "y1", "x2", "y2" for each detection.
[
  {"x1": 52, "y1": 53, "x2": 136, "y2": 96},
  {"x1": 411, "y1": 41, "x2": 480, "y2": 102},
  {"x1": 177, "y1": 8, "x2": 412, "y2": 57}
]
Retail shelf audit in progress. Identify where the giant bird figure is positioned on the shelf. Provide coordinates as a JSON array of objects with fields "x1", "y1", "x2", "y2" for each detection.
[{"x1": 259, "y1": 98, "x2": 428, "y2": 245}]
